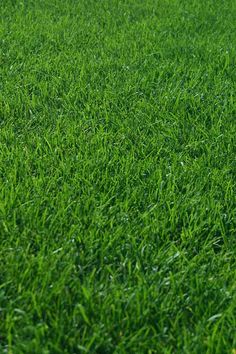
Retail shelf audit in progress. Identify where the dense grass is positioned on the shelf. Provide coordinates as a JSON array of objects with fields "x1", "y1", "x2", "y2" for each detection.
[{"x1": 0, "y1": 0, "x2": 236, "y2": 353}]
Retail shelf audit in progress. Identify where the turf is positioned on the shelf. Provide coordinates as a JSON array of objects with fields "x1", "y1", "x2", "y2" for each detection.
[{"x1": 0, "y1": 0, "x2": 236, "y2": 353}]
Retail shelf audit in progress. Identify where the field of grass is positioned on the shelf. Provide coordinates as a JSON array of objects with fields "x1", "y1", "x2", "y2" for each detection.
[{"x1": 0, "y1": 0, "x2": 236, "y2": 353}]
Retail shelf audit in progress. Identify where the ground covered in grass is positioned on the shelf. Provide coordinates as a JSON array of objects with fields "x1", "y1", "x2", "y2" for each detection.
[{"x1": 0, "y1": 0, "x2": 236, "y2": 353}]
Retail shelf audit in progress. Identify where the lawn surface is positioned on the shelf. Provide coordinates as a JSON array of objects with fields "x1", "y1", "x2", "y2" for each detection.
[{"x1": 0, "y1": 0, "x2": 236, "y2": 353}]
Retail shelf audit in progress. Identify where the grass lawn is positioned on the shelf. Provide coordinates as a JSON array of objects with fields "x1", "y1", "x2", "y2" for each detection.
[{"x1": 0, "y1": 0, "x2": 236, "y2": 353}]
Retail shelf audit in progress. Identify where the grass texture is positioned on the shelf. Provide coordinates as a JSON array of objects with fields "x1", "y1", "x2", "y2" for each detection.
[{"x1": 0, "y1": 0, "x2": 236, "y2": 353}]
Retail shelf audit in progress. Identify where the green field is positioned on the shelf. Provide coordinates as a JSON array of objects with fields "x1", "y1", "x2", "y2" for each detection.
[{"x1": 0, "y1": 0, "x2": 236, "y2": 353}]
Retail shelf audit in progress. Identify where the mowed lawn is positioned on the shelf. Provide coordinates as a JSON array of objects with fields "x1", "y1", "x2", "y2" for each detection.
[{"x1": 0, "y1": 0, "x2": 236, "y2": 353}]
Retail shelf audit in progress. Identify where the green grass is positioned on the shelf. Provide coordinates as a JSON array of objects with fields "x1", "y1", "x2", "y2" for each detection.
[{"x1": 0, "y1": 0, "x2": 236, "y2": 353}]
